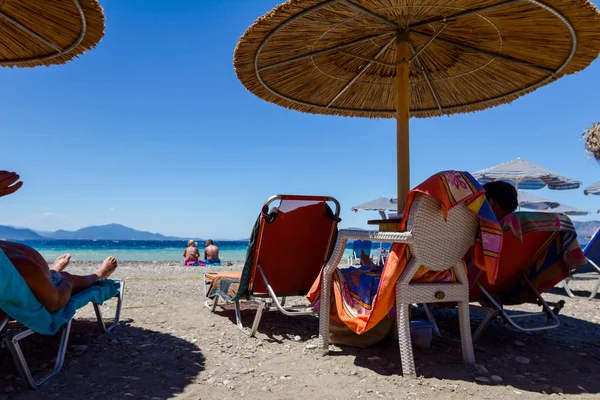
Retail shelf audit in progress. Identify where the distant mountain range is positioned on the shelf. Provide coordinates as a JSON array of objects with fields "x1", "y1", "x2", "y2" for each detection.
[
  {"x1": 0, "y1": 224, "x2": 186, "y2": 241},
  {"x1": 1, "y1": 221, "x2": 599, "y2": 242}
]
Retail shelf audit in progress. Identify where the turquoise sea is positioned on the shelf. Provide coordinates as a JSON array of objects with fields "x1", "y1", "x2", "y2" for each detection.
[
  {"x1": 15, "y1": 240, "x2": 375, "y2": 262},
  {"x1": 12, "y1": 239, "x2": 587, "y2": 263}
]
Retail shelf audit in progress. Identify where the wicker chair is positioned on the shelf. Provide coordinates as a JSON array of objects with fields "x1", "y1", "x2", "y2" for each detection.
[{"x1": 318, "y1": 194, "x2": 478, "y2": 377}]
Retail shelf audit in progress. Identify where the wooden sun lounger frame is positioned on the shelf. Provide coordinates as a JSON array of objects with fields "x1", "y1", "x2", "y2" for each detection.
[{"x1": 0, "y1": 281, "x2": 125, "y2": 389}]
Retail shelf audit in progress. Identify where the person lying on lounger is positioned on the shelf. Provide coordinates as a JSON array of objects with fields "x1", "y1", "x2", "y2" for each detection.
[
  {"x1": 0, "y1": 170, "x2": 118, "y2": 313},
  {"x1": 481, "y1": 181, "x2": 518, "y2": 221}
]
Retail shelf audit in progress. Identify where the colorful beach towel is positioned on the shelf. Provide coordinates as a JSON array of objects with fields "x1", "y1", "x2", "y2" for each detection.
[
  {"x1": 308, "y1": 171, "x2": 502, "y2": 334},
  {"x1": 499, "y1": 212, "x2": 586, "y2": 302},
  {"x1": 206, "y1": 216, "x2": 261, "y2": 302}
]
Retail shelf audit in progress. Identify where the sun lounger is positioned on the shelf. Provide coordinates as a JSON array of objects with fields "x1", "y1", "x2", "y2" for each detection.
[
  {"x1": 0, "y1": 251, "x2": 124, "y2": 389},
  {"x1": 347, "y1": 240, "x2": 372, "y2": 266},
  {"x1": 465, "y1": 212, "x2": 586, "y2": 340},
  {"x1": 203, "y1": 195, "x2": 340, "y2": 337},
  {"x1": 562, "y1": 228, "x2": 600, "y2": 300}
]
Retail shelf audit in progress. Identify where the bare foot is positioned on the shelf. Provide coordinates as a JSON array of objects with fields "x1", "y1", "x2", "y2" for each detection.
[
  {"x1": 51, "y1": 253, "x2": 71, "y2": 272},
  {"x1": 359, "y1": 250, "x2": 376, "y2": 267},
  {"x1": 95, "y1": 256, "x2": 118, "y2": 279}
]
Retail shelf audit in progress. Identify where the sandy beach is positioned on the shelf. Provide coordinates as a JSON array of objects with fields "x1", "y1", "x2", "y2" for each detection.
[{"x1": 2, "y1": 260, "x2": 600, "y2": 400}]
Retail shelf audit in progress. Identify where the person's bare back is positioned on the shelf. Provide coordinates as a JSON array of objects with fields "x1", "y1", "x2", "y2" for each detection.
[{"x1": 204, "y1": 240, "x2": 220, "y2": 262}]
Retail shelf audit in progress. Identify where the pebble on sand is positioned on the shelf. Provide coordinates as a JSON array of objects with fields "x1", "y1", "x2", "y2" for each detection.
[
  {"x1": 474, "y1": 364, "x2": 489, "y2": 375},
  {"x1": 515, "y1": 356, "x2": 531, "y2": 365}
]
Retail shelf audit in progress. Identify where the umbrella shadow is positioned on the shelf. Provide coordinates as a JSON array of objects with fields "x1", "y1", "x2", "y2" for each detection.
[
  {"x1": 210, "y1": 301, "x2": 319, "y2": 343},
  {"x1": 0, "y1": 319, "x2": 205, "y2": 400},
  {"x1": 327, "y1": 308, "x2": 600, "y2": 395}
]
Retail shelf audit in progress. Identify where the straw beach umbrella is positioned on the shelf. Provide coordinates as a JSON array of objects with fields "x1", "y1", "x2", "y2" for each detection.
[
  {"x1": 583, "y1": 122, "x2": 600, "y2": 162},
  {"x1": 234, "y1": 0, "x2": 600, "y2": 208},
  {"x1": 0, "y1": 0, "x2": 104, "y2": 67},
  {"x1": 473, "y1": 158, "x2": 581, "y2": 190}
]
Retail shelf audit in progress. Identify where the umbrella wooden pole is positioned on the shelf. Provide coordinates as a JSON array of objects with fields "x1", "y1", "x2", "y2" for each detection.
[{"x1": 396, "y1": 31, "x2": 410, "y2": 212}]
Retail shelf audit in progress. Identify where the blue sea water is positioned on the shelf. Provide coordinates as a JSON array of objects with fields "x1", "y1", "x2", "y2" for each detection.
[
  {"x1": 11, "y1": 239, "x2": 587, "y2": 263},
  {"x1": 15, "y1": 240, "x2": 382, "y2": 262}
]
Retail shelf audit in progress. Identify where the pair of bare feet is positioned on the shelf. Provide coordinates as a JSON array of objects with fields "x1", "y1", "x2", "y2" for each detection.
[{"x1": 51, "y1": 253, "x2": 118, "y2": 279}]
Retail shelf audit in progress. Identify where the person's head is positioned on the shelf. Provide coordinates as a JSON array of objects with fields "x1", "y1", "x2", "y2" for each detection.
[
  {"x1": 483, "y1": 181, "x2": 518, "y2": 221},
  {"x1": 187, "y1": 239, "x2": 197, "y2": 247},
  {"x1": 206, "y1": 239, "x2": 214, "y2": 246}
]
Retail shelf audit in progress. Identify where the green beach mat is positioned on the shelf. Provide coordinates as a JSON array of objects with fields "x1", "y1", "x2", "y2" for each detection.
[{"x1": 0, "y1": 250, "x2": 120, "y2": 336}]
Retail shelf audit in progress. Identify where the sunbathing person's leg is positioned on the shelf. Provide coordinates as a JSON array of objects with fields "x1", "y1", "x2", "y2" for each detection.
[
  {"x1": 56, "y1": 257, "x2": 118, "y2": 294},
  {"x1": 0, "y1": 241, "x2": 117, "y2": 312},
  {"x1": 359, "y1": 250, "x2": 377, "y2": 267}
]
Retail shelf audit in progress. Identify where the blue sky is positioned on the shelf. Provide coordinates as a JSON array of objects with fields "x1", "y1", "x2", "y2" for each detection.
[{"x1": 1, "y1": 0, "x2": 599, "y2": 239}]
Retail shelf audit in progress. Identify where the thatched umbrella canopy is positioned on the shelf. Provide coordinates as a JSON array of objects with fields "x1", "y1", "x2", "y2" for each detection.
[
  {"x1": 0, "y1": 0, "x2": 105, "y2": 67},
  {"x1": 234, "y1": 0, "x2": 600, "y2": 207},
  {"x1": 583, "y1": 122, "x2": 600, "y2": 162}
]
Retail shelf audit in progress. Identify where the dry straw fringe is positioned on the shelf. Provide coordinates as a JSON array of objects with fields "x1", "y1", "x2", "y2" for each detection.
[
  {"x1": 0, "y1": 0, "x2": 105, "y2": 68},
  {"x1": 584, "y1": 122, "x2": 600, "y2": 162},
  {"x1": 234, "y1": 0, "x2": 600, "y2": 119}
]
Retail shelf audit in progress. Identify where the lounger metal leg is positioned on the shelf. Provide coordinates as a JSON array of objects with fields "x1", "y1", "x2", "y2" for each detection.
[
  {"x1": 256, "y1": 266, "x2": 315, "y2": 317},
  {"x1": 588, "y1": 277, "x2": 600, "y2": 300},
  {"x1": 476, "y1": 280, "x2": 560, "y2": 335},
  {"x1": 472, "y1": 308, "x2": 498, "y2": 342},
  {"x1": 422, "y1": 304, "x2": 441, "y2": 337},
  {"x1": 561, "y1": 279, "x2": 577, "y2": 298},
  {"x1": 234, "y1": 300, "x2": 265, "y2": 337},
  {"x1": 5, "y1": 320, "x2": 72, "y2": 389},
  {"x1": 93, "y1": 280, "x2": 125, "y2": 333},
  {"x1": 203, "y1": 274, "x2": 223, "y2": 311}
]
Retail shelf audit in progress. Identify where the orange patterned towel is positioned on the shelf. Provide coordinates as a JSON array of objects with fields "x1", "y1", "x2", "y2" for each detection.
[{"x1": 308, "y1": 171, "x2": 502, "y2": 334}]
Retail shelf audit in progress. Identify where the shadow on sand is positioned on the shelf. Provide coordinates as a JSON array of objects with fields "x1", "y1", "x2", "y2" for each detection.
[
  {"x1": 213, "y1": 301, "x2": 320, "y2": 343},
  {"x1": 214, "y1": 300, "x2": 600, "y2": 396},
  {"x1": 0, "y1": 319, "x2": 205, "y2": 400}
]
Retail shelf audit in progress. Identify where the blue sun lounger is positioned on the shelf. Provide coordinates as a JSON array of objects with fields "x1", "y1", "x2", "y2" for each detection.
[
  {"x1": 562, "y1": 228, "x2": 600, "y2": 300},
  {"x1": 0, "y1": 250, "x2": 124, "y2": 389}
]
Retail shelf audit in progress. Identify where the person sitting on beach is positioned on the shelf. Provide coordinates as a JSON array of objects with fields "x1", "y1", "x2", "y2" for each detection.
[
  {"x1": 204, "y1": 239, "x2": 220, "y2": 264},
  {"x1": 183, "y1": 240, "x2": 201, "y2": 266},
  {"x1": 0, "y1": 171, "x2": 118, "y2": 313}
]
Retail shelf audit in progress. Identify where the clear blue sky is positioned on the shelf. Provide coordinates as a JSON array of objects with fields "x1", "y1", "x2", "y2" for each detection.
[{"x1": 1, "y1": 0, "x2": 599, "y2": 239}]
